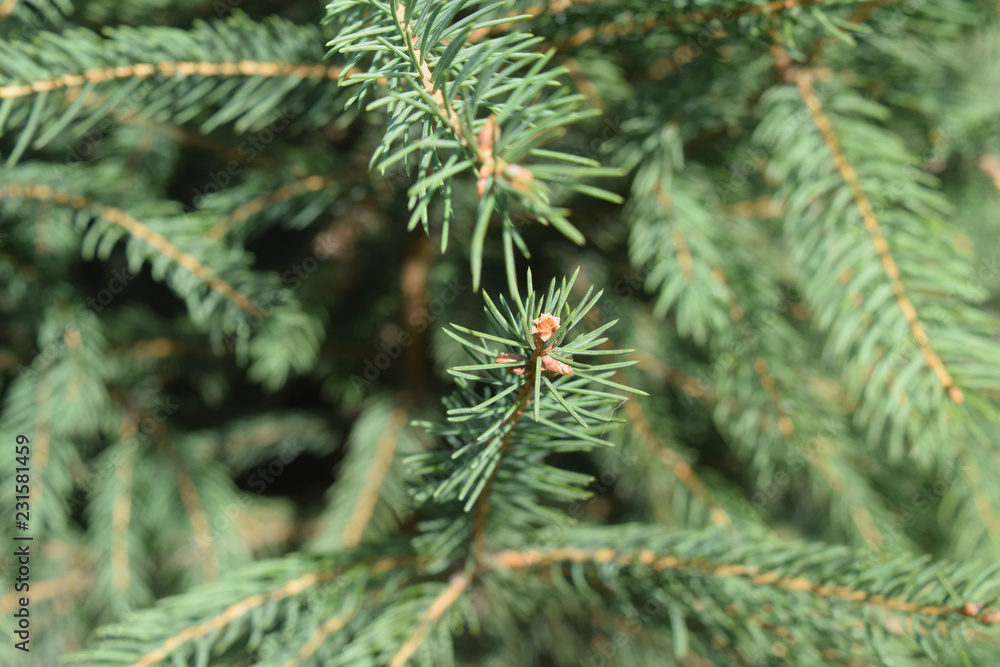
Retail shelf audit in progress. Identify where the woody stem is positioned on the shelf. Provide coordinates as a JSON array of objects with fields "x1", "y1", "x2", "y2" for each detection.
[{"x1": 469, "y1": 341, "x2": 547, "y2": 565}]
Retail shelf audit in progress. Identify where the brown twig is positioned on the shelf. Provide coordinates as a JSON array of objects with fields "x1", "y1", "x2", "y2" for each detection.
[
  {"x1": 340, "y1": 407, "x2": 408, "y2": 549},
  {"x1": 470, "y1": 313, "x2": 563, "y2": 561},
  {"x1": 0, "y1": 60, "x2": 350, "y2": 101},
  {"x1": 0, "y1": 0, "x2": 18, "y2": 20},
  {"x1": 205, "y1": 175, "x2": 337, "y2": 241},
  {"x1": 281, "y1": 613, "x2": 355, "y2": 667},
  {"x1": 490, "y1": 547, "x2": 1000, "y2": 625},
  {"x1": 112, "y1": 410, "x2": 140, "y2": 594},
  {"x1": 388, "y1": 572, "x2": 470, "y2": 667}
]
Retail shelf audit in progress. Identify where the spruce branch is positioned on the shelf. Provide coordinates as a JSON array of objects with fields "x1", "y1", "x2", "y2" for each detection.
[
  {"x1": 491, "y1": 543, "x2": 996, "y2": 623},
  {"x1": 788, "y1": 62, "x2": 962, "y2": 405},
  {"x1": 0, "y1": 182, "x2": 264, "y2": 316},
  {"x1": 204, "y1": 174, "x2": 338, "y2": 241},
  {"x1": 623, "y1": 119, "x2": 893, "y2": 548},
  {"x1": 327, "y1": 0, "x2": 623, "y2": 288},
  {"x1": 0, "y1": 13, "x2": 346, "y2": 161},
  {"x1": 756, "y1": 67, "x2": 1000, "y2": 554},
  {"x1": 67, "y1": 553, "x2": 412, "y2": 666},
  {"x1": 285, "y1": 612, "x2": 356, "y2": 667},
  {"x1": 414, "y1": 269, "x2": 645, "y2": 567},
  {"x1": 0, "y1": 60, "x2": 341, "y2": 103},
  {"x1": 485, "y1": 526, "x2": 1000, "y2": 663},
  {"x1": 388, "y1": 571, "x2": 470, "y2": 667},
  {"x1": 341, "y1": 406, "x2": 408, "y2": 549}
]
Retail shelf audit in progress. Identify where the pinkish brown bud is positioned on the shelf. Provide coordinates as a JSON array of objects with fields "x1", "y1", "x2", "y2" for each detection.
[
  {"x1": 541, "y1": 355, "x2": 573, "y2": 376},
  {"x1": 531, "y1": 313, "x2": 560, "y2": 344},
  {"x1": 495, "y1": 352, "x2": 527, "y2": 375},
  {"x1": 477, "y1": 115, "x2": 498, "y2": 158},
  {"x1": 964, "y1": 602, "x2": 984, "y2": 616},
  {"x1": 503, "y1": 163, "x2": 534, "y2": 191}
]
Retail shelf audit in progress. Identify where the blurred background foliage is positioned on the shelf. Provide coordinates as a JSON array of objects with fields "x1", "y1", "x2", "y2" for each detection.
[{"x1": 1, "y1": 0, "x2": 1000, "y2": 665}]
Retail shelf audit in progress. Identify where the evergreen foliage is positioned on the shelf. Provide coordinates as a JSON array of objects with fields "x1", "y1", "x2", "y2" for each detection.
[{"x1": 0, "y1": 0, "x2": 999, "y2": 666}]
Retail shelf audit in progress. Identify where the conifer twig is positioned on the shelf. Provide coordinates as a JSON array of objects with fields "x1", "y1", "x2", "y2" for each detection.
[
  {"x1": 788, "y1": 65, "x2": 963, "y2": 404},
  {"x1": 0, "y1": 60, "x2": 349, "y2": 101},
  {"x1": 0, "y1": 183, "x2": 265, "y2": 317},
  {"x1": 282, "y1": 612, "x2": 355, "y2": 667},
  {"x1": 490, "y1": 547, "x2": 1000, "y2": 624},
  {"x1": 388, "y1": 572, "x2": 470, "y2": 667},
  {"x1": 470, "y1": 378, "x2": 534, "y2": 562},
  {"x1": 129, "y1": 569, "x2": 336, "y2": 667},
  {"x1": 112, "y1": 411, "x2": 139, "y2": 593},
  {"x1": 340, "y1": 406, "x2": 408, "y2": 549},
  {"x1": 205, "y1": 175, "x2": 337, "y2": 240},
  {"x1": 0, "y1": 0, "x2": 18, "y2": 20},
  {"x1": 391, "y1": 1, "x2": 470, "y2": 150}
]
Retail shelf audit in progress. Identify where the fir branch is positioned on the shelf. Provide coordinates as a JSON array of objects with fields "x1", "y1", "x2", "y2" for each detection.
[
  {"x1": 0, "y1": 60, "x2": 343, "y2": 102},
  {"x1": 0, "y1": 13, "x2": 350, "y2": 160},
  {"x1": 284, "y1": 612, "x2": 356, "y2": 667},
  {"x1": 390, "y1": 0, "x2": 470, "y2": 151},
  {"x1": 470, "y1": 365, "x2": 533, "y2": 561},
  {"x1": 388, "y1": 572, "x2": 470, "y2": 667},
  {"x1": 788, "y1": 63, "x2": 962, "y2": 404},
  {"x1": 110, "y1": 415, "x2": 137, "y2": 594},
  {"x1": 341, "y1": 405, "x2": 408, "y2": 549},
  {"x1": 327, "y1": 0, "x2": 622, "y2": 287},
  {"x1": 128, "y1": 569, "x2": 334, "y2": 667},
  {"x1": 0, "y1": 183, "x2": 265, "y2": 317},
  {"x1": 489, "y1": 542, "x2": 1000, "y2": 625},
  {"x1": 204, "y1": 174, "x2": 338, "y2": 240}
]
